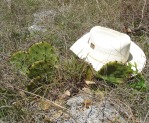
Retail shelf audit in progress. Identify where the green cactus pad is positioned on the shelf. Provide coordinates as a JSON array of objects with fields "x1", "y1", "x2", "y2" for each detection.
[
  {"x1": 96, "y1": 61, "x2": 134, "y2": 84},
  {"x1": 10, "y1": 51, "x2": 29, "y2": 74},
  {"x1": 28, "y1": 42, "x2": 57, "y2": 65},
  {"x1": 27, "y1": 60, "x2": 56, "y2": 79}
]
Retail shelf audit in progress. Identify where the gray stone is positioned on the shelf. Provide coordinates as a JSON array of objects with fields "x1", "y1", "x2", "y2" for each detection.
[
  {"x1": 67, "y1": 96, "x2": 84, "y2": 106},
  {"x1": 28, "y1": 24, "x2": 47, "y2": 32},
  {"x1": 60, "y1": 95, "x2": 127, "y2": 123}
]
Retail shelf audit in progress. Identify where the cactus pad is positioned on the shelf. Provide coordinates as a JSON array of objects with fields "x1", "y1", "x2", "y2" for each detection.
[
  {"x1": 28, "y1": 42, "x2": 57, "y2": 65},
  {"x1": 10, "y1": 51, "x2": 29, "y2": 74},
  {"x1": 96, "y1": 61, "x2": 134, "y2": 84},
  {"x1": 27, "y1": 60, "x2": 56, "y2": 79}
]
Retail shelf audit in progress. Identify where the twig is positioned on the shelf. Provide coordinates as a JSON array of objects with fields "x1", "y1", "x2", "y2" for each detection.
[
  {"x1": 95, "y1": 0, "x2": 100, "y2": 10},
  {"x1": 143, "y1": 110, "x2": 149, "y2": 123},
  {"x1": 138, "y1": 0, "x2": 147, "y2": 28}
]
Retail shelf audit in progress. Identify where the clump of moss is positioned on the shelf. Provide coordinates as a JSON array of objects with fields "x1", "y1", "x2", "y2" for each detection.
[{"x1": 96, "y1": 61, "x2": 134, "y2": 84}]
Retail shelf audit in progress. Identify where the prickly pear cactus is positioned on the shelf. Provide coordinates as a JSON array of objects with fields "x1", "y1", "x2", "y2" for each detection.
[
  {"x1": 10, "y1": 41, "x2": 58, "y2": 93},
  {"x1": 96, "y1": 61, "x2": 134, "y2": 84},
  {"x1": 10, "y1": 41, "x2": 57, "y2": 75}
]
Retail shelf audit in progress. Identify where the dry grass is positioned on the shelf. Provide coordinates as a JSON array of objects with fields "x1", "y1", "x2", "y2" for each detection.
[{"x1": 0, "y1": 0, "x2": 149, "y2": 122}]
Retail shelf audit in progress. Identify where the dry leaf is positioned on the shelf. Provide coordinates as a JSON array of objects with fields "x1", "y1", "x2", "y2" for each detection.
[
  {"x1": 84, "y1": 99, "x2": 92, "y2": 108},
  {"x1": 39, "y1": 99, "x2": 51, "y2": 110},
  {"x1": 59, "y1": 90, "x2": 71, "y2": 100},
  {"x1": 85, "y1": 80, "x2": 96, "y2": 85},
  {"x1": 18, "y1": 91, "x2": 26, "y2": 98},
  {"x1": 64, "y1": 90, "x2": 71, "y2": 96}
]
